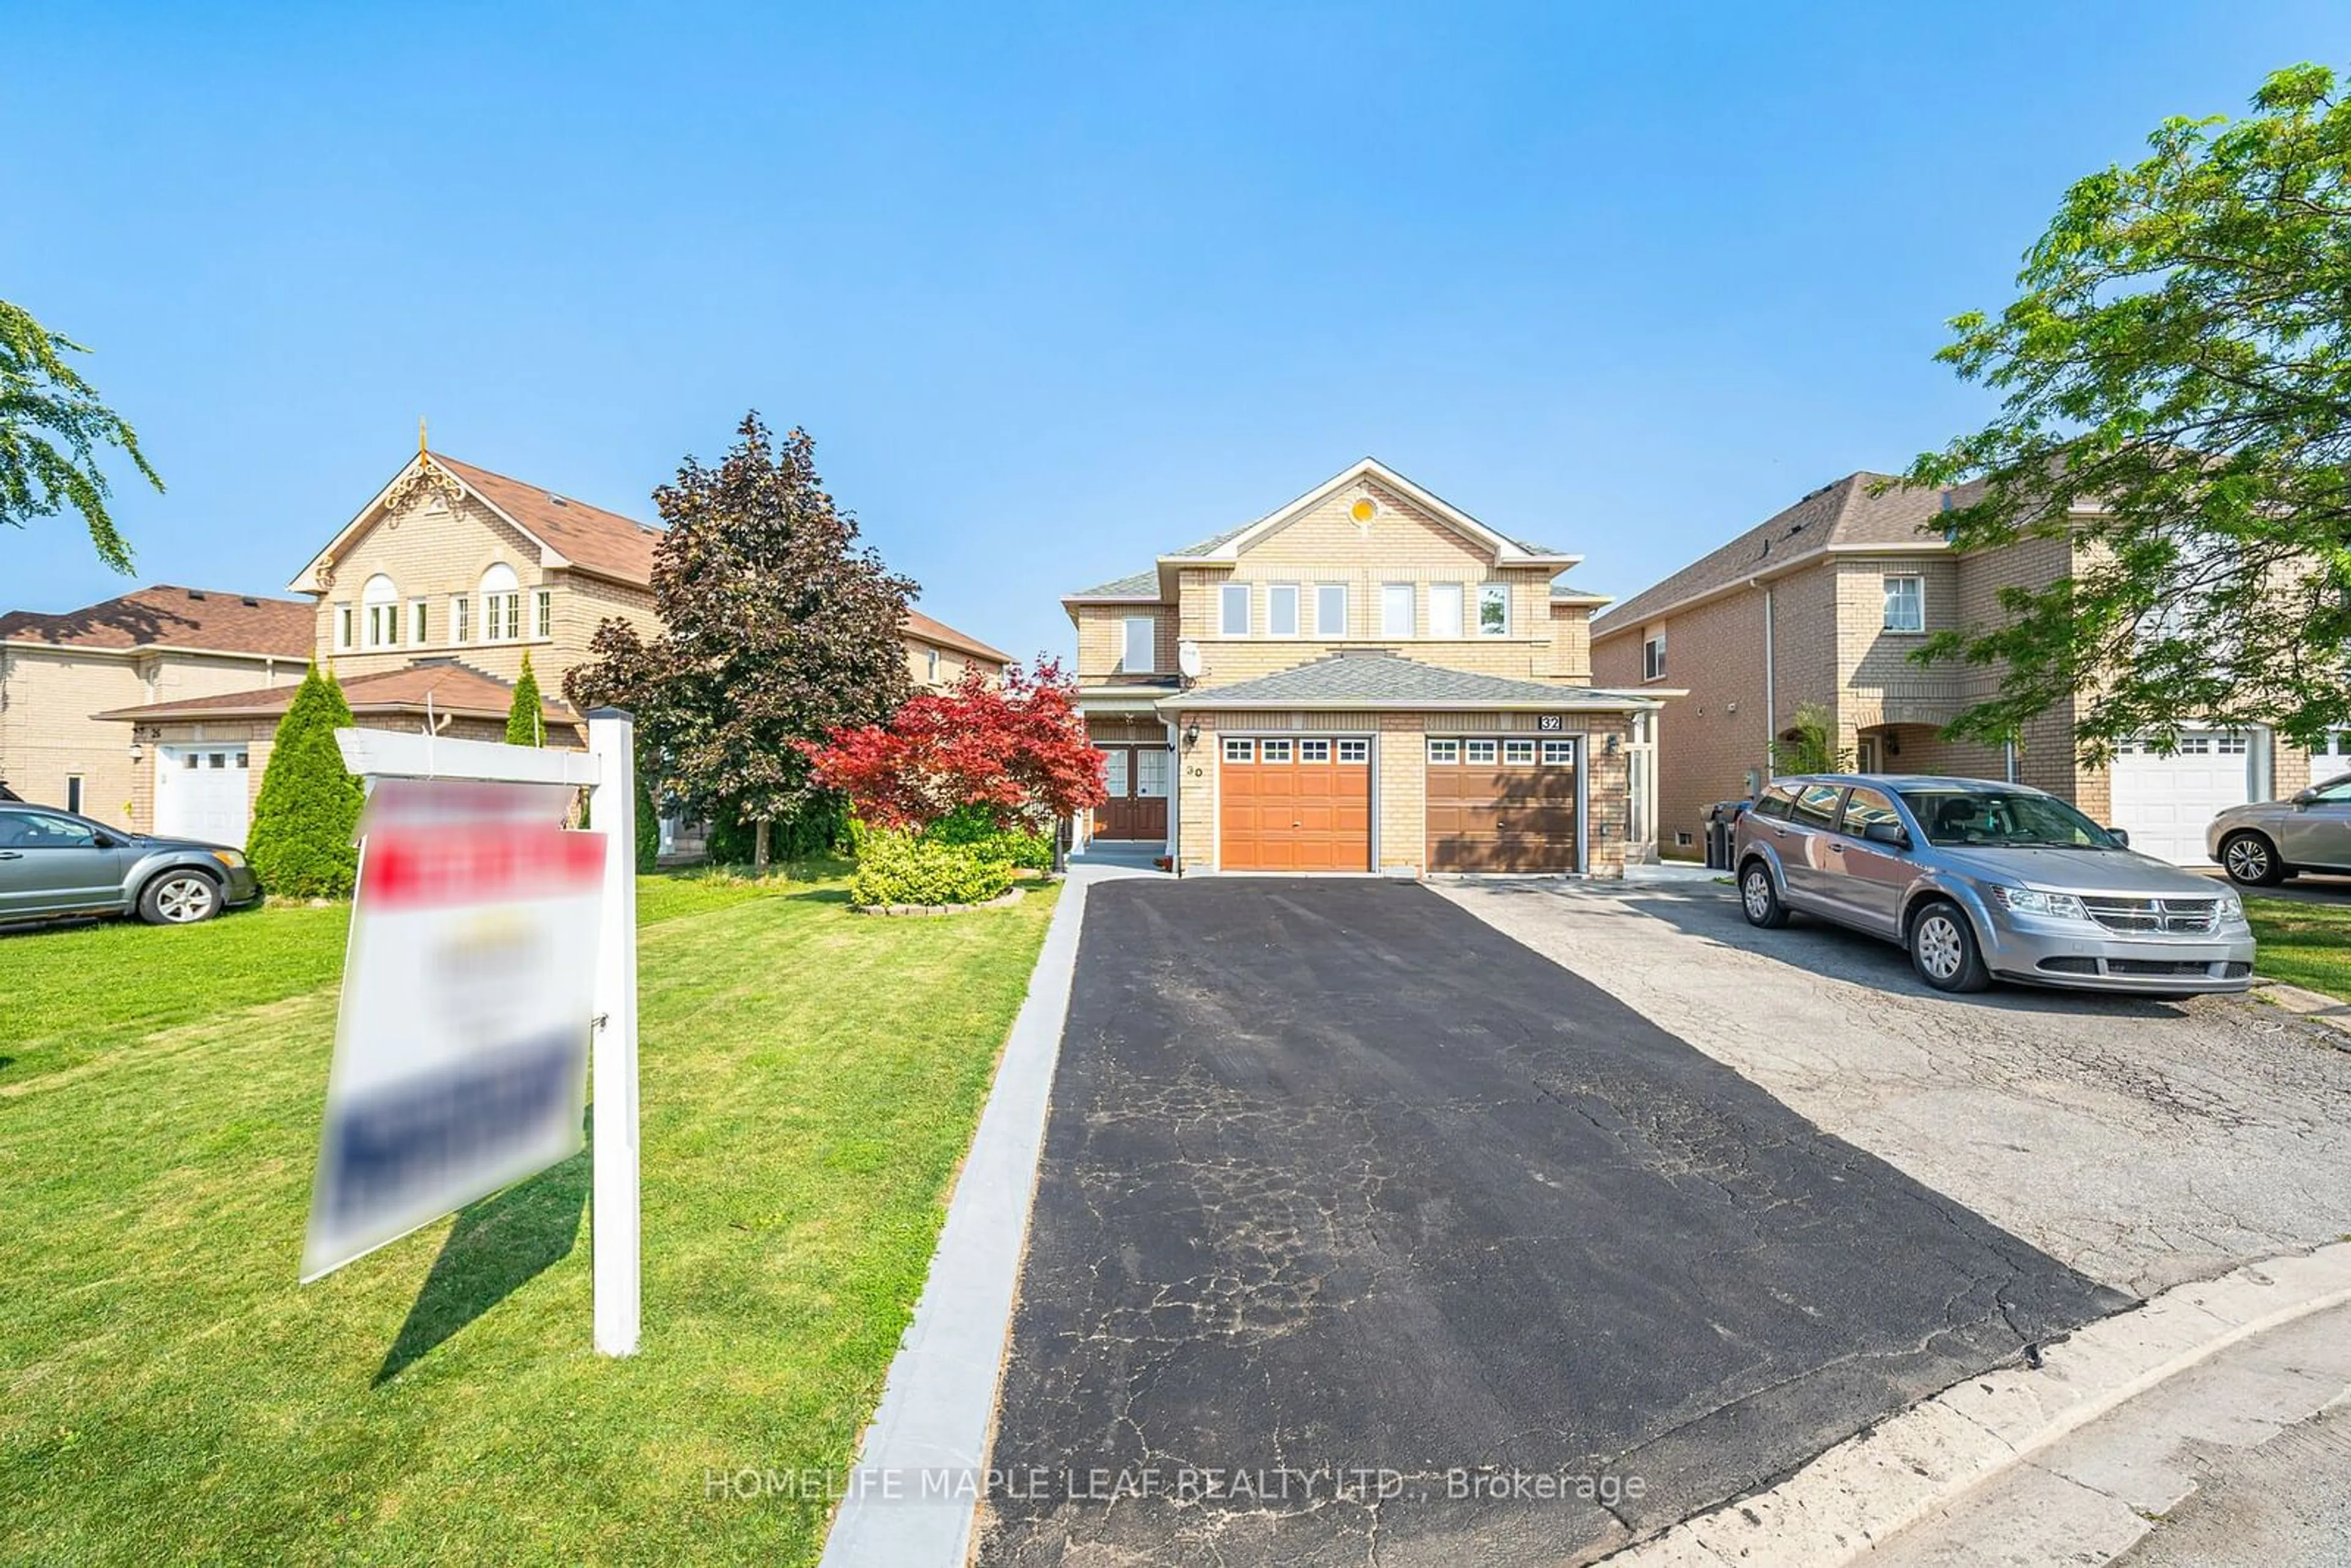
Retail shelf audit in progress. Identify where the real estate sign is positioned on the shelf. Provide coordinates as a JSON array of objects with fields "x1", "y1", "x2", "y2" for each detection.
[{"x1": 301, "y1": 779, "x2": 606, "y2": 1281}]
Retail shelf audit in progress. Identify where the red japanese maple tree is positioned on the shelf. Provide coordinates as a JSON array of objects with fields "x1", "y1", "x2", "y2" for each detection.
[{"x1": 801, "y1": 656, "x2": 1108, "y2": 831}]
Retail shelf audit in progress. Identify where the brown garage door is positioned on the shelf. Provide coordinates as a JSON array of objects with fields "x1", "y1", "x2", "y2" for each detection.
[
  {"x1": 1426, "y1": 735, "x2": 1579, "y2": 871},
  {"x1": 1218, "y1": 736, "x2": 1372, "y2": 871}
]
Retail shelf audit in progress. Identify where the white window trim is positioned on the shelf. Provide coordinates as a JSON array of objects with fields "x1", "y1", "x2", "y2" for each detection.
[
  {"x1": 1121, "y1": 616, "x2": 1157, "y2": 673},
  {"x1": 1219, "y1": 582, "x2": 1250, "y2": 637},
  {"x1": 1428, "y1": 583, "x2": 1465, "y2": 639},
  {"x1": 1542, "y1": 739, "x2": 1575, "y2": 765},
  {"x1": 410, "y1": 599, "x2": 430, "y2": 645},
  {"x1": 1427, "y1": 738, "x2": 1460, "y2": 764},
  {"x1": 1464, "y1": 738, "x2": 1499, "y2": 763},
  {"x1": 1223, "y1": 737, "x2": 1254, "y2": 763},
  {"x1": 451, "y1": 595, "x2": 471, "y2": 645},
  {"x1": 1314, "y1": 583, "x2": 1348, "y2": 639},
  {"x1": 334, "y1": 604, "x2": 355, "y2": 651},
  {"x1": 1261, "y1": 739, "x2": 1294, "y2": 762},
  {"x1": 1883, "y1": 574, "x2": 1926, "y2": 634},
  {"x1": 1380, "y1": 582, "x2": 1414, "y2": 639},
  {"x1": 1338, "y1": 738, "x2": 1370, "y2": 763},
  {"x1": 1476, "y1": 583, "x2": 1510, "y2": 638},
  {"x1": 1267, "y1": 583, "x2": 1301, "y2": 638},
  {"x1": 1643, "y1": 632, "x2": 1667, "y2": 681},
  {"x1": 534, "y1": 588, "x2": 553, "y2": 640},
  {"x1": 1504, "y1": 739, "x2": 1537, "y2": 765}
]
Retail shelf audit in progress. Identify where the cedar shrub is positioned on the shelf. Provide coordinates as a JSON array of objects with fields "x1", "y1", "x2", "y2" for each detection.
[{"x1": 246, "y1": 665, "x2": 364, "y2": 898}]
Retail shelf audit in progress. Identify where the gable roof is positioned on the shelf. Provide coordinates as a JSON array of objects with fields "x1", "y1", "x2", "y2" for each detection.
[
  {"x1": 1589, "y1": 473, "x2": 1981, "y2": 639},
  {"x1": 1066, "y1": 459, "x2": 1582, "y2": 605},
  {"x1": 290, "y1": 450, "x2": 663, "y2": 595},
  {"x1": 96, "y1": 658, "x2": 573, "y2": 727},
  {"x1": 0, "y1": 585, "x2": 312, "y2": 658},
  {"x1": 904, "y1": 607, "x2": 1012, "y2": 666},
  {"x1": 1164, "y1": 651, "x2": 1658, "y2": 711}
]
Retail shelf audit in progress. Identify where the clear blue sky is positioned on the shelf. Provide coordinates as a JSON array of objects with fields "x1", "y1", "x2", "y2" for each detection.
[{"x1": 6, "y1": 3, "x2": 2342, "y2": 663}]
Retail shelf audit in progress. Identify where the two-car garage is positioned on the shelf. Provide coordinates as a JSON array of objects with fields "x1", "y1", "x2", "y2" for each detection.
[{"x1": 1213, "y1": 730, "x2": 1583, "y2": 874}]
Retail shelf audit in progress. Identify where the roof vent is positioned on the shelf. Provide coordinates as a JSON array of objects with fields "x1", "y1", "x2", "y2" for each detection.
[
  {"x1": 547, "y1": 494, "x2": 569, "y2": 507},
  {"x1": 240, "y1": 596, "x2": 259, "y2": 607},
  {"x1": 187, "y1": 589, "x2": 207, "y2": 601},
  {"x1": 1940, "y1": 488, "x2": 1955, "y2": 512}
]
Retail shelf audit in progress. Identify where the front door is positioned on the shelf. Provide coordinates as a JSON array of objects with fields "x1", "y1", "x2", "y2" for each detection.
[{"x1": 1094, "y1": 745, "x2": 1169, "y2": 841}]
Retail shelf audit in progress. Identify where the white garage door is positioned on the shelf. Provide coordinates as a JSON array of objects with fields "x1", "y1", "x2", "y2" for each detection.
[
  {"x1": 156, "y1": 745, "x2": 252, "y2": 847},
  {"x1": 2299, "y1": 729, "x2": 2351, "y2": 787},
  {"x1": 2108, "y1": 732, "x2": 2254, "y2": 865}
]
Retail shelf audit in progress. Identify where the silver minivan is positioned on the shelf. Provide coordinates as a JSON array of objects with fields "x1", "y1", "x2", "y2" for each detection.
[{"x1": 1732, "y1": 775, "x2": 2255, "y2": 995}]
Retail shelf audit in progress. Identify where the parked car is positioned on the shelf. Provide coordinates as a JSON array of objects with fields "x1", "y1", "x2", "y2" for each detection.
[
  {"x1": 0, "y1": 803, "x2": 261, "y2": 926},
  {"x1": 1733, "y1": 774, "x2": 2254, "y2": 996},
  {"x1": 2208, "y1": 773, "x2": 2351, "y2": 886}
]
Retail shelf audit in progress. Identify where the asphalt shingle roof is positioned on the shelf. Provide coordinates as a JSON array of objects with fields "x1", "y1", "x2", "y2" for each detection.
[
  {"x1": 1590, "y1": 472, "x2": 1982, "y2": 637},
  {"x1": 1179, "y1": 652, "x2": 1651, "y2": 709},
  {"x1": 0, "y1": 585, "x2": 312, "y2": 656}
]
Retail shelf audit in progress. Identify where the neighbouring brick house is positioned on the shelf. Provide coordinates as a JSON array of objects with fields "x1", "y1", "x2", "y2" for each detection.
[
  {"x1": 904, "y1": 609, "x2": 1013, "y2": 691},
  {"x1": 94, "y1": 445, "x2": 1009, "y2": 849},
  {"x1": 0, "y1": 586, "x2": 312, "y2": 828},
  {"x1": 1591, "y1": 471, "x2": 2344, "y2": 865},
  {"x1": 1063, "y1": 457, "x2": 1662, "y2": 877}
]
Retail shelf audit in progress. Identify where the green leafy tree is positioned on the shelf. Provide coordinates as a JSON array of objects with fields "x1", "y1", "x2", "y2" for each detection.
[
  {"x1": 246, "y1": 666, "x2": 364, "y2": 897},
  {"x1": 506, "y1": 651, "x2": 546, "y2": 746},
  {"x1": 1906, "y1": 63, "x2": 2351, "y2": 759},
  {"x1": 566, "y1": 414, "x2": 915, "y2": 871},
  {"x1": 2, "y1": 299, "x2": 163, "y2": 572},
  {"x1": 1769, "y1": 702, "x2": 1852, "y2": 778}
]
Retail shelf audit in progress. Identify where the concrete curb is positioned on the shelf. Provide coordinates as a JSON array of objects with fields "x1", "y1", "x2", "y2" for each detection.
[
  {"x1": 1599, "y1": 1240, "x2": 2351, "y2": 1567},
  {"x1": 817, "y1": 866, "x2": 1121, "y2": 1568},
  {"x1": 2249, "y1": 978, "x2": 2351, "y2": 1040}
]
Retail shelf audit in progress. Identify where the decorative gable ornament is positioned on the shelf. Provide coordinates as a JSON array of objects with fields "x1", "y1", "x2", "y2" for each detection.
[{"x1": 380, "y1": 456, "x2": 469, "y2": 518}]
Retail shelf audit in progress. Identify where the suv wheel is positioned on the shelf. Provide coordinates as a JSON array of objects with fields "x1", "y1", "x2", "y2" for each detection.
[
  {"x1": 1739, "y1": 860, "x2": 1789, "y2": 928},
  {"x1": 1909, "y1": 900, "x2": 1990, "y2": 993},
  {"x1": 139, "y1": 869, "x2": 222, "y2": 925},
  {"x1": 2219, "y1": 830, "x2": 2287, "y2": 887}
]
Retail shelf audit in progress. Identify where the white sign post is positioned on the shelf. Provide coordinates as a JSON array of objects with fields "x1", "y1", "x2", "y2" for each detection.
[
  {"x1": 585, "y1": 708, "x2": 641, "y2": 1357},
  {"x1": 312, "y1": 718, "x2": 642, "y2": 1358}
]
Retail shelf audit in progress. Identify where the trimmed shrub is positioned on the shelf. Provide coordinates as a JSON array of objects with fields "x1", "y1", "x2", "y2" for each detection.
[
  {"x1": 923, "y1": 803, "x2": 1052, "y2": 871},
  {"x1": 635, "y1": 768, "x2": 660, "y2": 875},
  {"x1": 849, "y1": 831, "x2": 1013, "y2": 907},
  {"x1": 247, "y1": 666, "x2": 365, "y2": 898},
  {"x1": 506, "y1": 653, "x2": 546, "y2": 747}
]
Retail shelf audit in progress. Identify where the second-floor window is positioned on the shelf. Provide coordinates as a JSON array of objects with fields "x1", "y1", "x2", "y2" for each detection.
[
  {"x1": 452, "y1": 595, "x2": 471, "y2": 643},
  {"x1": 926, "y1": 648, "x2": 941, "y2": 682},
  {"x1": 1381, "y1": 583, "x2": 1414, "y2": 637},
  {"x1": 1122, "y1": 617, "x2": 1155, "y2": 673},
  {"x1": 336, "y1": 604, "x2": 355, "y2": 650},
  {"x1": 1429, "y1": 583, "x2": 1464, "y2": 638},
  {"x1": 1883, "y1": 574, "x2": 1925, "y2": 632},
  {"x1": 1268, "y1": 584, "x2": 1300, "y2": 637},
  {"x1": 1220, "y1": 582, "x2": 1249, "y2": 636},
  {"x1": 534, "y1": 588, "x2": 553, "y2": 639},
  {"x1": 1314, "y1": 584, "x2": 1347, "y2": 638},
  {"x1": 1477, "y1": 583, "x2": 1510, "y2": 637},
  {"x1": 363, "y1": 574, "x2": 399, "y2": 648},
  {"x1": 481, "y1": 563, "x2": 520, "y2": 642},
  {"x1": 1644, "y1": 632, "x2": 1667, "y2": 680},
  {"x1": 410, "y1": 600, "x2": 429, "y2": 644}
]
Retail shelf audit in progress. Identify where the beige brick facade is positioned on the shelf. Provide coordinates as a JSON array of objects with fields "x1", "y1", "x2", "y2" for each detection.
[
  {"x1": 1597, "y1": 519, "x2": 2300, "y2": 854},
  {"x1": 0, "y1": 647, "x2": 300, "y2": 827},
  {"x1": 1070, "y1": 461, "x2": 1652, "y2": 878}
]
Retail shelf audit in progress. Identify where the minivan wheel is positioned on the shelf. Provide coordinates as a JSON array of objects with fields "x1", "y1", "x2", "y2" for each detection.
[
  {"x1": 2219, "y1": 830, "x2": 2287, "y2": 887},
  {"x1": 1739, "y1": 861, "x2": 1789, "y2": 928},
  {"x1": 139, "y1": 869, "x2": 222, "y2": 926},
  {"x1": 1909, "y1": 900, "x2": 1990, "y2": 994}
]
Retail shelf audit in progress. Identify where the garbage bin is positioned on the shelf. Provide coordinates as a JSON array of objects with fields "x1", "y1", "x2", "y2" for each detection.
[{"x1": 1701, "y1": 799, "x2": 1750, "y2": 871}]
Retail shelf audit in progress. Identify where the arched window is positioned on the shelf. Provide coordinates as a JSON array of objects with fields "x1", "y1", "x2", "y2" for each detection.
[
  {"x1": 363, "y1": 574, "x2": 400, "y2": 648},
  {"x1": 479, "y1": 563, "x2": 520, "y2": 642}
]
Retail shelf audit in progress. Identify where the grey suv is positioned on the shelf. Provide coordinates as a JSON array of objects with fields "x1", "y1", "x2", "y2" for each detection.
[
  {"x1": 0, "y1": 803, "x2": 262, "y2": 926},
  {"x1": 1733, "y1": 775, "x2": 2255, "y2": 995}
]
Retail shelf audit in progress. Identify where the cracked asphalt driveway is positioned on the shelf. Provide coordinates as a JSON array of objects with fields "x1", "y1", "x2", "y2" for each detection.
[{"x1": 978, "y1": 879, "x2": 2126, "y2": 1567}]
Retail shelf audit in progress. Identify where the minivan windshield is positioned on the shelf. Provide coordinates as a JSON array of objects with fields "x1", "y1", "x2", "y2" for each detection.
[{"x1": 1895, "y1": 787, "x2": 2119, "y2": 850}]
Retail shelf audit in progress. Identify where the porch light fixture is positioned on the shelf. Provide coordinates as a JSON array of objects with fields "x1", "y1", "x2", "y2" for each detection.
[
  {"x1": 1183, "y1": 721, "x2": 1201, "y2": 750},
  {"x1": 129, "y1": 738, "x2": 144, "y2": 763},
  {"x1": 1605, "y1": 733, "x2": 1620, "y2": 755}
]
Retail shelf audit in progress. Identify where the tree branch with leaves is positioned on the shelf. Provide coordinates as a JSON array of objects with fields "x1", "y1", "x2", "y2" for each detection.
[
  {"x1": 1905, "y1": 62, "x2": 2351, "y2": 760},
  {"x1": 1, "y1": 299, "x2": 162, "y2": 572}
]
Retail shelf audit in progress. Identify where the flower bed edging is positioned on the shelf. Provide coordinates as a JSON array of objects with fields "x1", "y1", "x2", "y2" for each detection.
[{"x1": 850, "y1": 886, "x2": 1028, "y2": 918}]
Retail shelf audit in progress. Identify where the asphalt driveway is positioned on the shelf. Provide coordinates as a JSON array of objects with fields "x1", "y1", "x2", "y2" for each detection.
[
  {"x1": 1441, "y1": 877, "x2": 2351, "y2": 1300},
  {"x1": 980, "y1": 879, "x2": 2125, "y2": 1567}
]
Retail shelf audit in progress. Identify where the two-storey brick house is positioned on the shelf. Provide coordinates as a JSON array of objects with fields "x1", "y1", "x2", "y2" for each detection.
[
  {"x1": 1063, "y1": 459, "x2": 1661, "y2": 877},
  {"x1": 1591, "y1": 471, "x2": 2337, "y2": 865},
  {"x1": 97, "y1": 445, "x2": 1008, "y2": 848},
  {"x1": 0, "y1": 585, "x2": 311, "y2": 830}
]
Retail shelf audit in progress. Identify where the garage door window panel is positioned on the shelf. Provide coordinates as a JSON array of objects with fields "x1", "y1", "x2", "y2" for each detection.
[
  {"x1": 1464, "y1": 740, "x2": 1498, "y2": 765},
  {"x1": 1504, "y1": 740, "x2": 1535, "y2": 765},
  {"x1": 1262, "y1": 740, "x2": 1292, "y2": 763},
  {"x1": 1299, "y1": 740, "x2": 1331, "y2": 762},
  {"x1": 1224, "y1": 738, "x2": 1254, "y2": 763},
  {"x1": 1338, "y1": 740, "x2": 1369, "y2": 763},
  {"x1": 1427, "y1": 740, "x2": 1459, "y2": 764},
  {"x1": 1542, "y1": 740, "x2": 1575, "y2": 765}
]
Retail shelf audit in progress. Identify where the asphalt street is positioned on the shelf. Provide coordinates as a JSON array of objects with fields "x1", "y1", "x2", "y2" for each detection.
[{"x1": 978, "y1": 879, "x2": 2127, "y2": 1567}]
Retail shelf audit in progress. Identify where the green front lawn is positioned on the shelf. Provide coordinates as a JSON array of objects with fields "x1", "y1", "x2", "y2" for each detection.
[
  {"x1": 0, "y1": 868, "x2": 1056, "y2": 1564},
  {"x1": 2248, "y1": 895, "x2": 2351, "y2": 1002}
]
